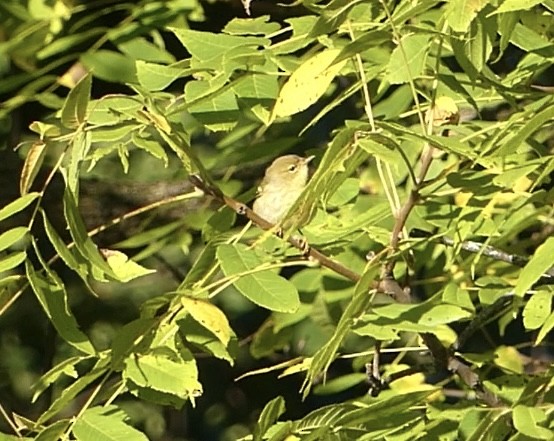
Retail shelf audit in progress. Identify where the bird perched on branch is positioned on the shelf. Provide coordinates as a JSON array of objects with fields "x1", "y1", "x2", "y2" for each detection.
[{"x1": 252, "y1": 154, "x2": 314, "y2": 225}]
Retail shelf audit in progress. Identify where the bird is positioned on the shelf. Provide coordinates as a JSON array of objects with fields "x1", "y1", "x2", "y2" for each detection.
[{"x1": 252, "y1": 154, "x2": 315, "y2": 225}]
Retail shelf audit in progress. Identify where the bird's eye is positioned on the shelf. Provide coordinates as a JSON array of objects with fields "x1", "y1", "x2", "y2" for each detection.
[{"x1": 288, "y1": 164, "x2": 297, "y2": 172}]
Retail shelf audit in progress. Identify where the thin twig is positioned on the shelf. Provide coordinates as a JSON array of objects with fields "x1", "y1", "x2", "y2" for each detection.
[
  {"x1": 0, "y1": 403, "x2": 20, "y2": 436},
  {"x1": 411, "y1": 230, "x2": 554, "y2": 279}
]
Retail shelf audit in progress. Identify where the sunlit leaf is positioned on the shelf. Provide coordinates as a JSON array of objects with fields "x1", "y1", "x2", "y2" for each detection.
[
  {"x1": 515, "y1": 237, "x2": 554, "y2": 296},
  {"x1": 272, "y1": 49, "x2": 347, "y2": 119},
  {"x1": 216, "y1": 243, "x2": 300, "y2": 313},
  {"x1": 73, "y1": 405, "x2": 148, "y2": 441},
  {"x1": 61, "y1": 73, "x2": 91, "y2": 128}
]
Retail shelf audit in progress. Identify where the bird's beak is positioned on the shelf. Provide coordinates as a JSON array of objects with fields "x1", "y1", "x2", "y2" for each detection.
[{"x1": 304, "y1": 155, "x2": 316, "y2": 164}]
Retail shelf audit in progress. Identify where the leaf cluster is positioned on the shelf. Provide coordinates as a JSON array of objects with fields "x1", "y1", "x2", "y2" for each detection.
[{"x1": 0, "y1": 0, "x2": 553, "y2": 440}]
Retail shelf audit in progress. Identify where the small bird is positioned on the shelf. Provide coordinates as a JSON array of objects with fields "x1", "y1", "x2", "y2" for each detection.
[{"x1": 253, "y1": 155, "x2": 315, "y2": 225}]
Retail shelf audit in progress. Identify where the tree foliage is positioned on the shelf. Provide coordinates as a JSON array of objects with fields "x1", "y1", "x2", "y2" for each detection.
[{"x1": 1, "y1": 0, "x2": 553, "y2": 440}]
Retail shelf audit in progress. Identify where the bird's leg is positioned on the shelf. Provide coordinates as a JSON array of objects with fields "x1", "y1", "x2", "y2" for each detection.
[{"x1": 292, "y1": 233, "x2": 310, "y2": 256}]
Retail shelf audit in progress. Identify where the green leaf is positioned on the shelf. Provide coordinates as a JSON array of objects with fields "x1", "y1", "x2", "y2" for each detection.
[
  {"x1": 512, "y1": 405, "x2": 554, "y2": 440},
  {"x1": 63, "y1": 189, "x2": 117, "y2": 280},
  {"x1": 131, "y1": 132, "x2": 168, "y2": 165},
  {"x1": 253, "y1": 396, "x2": 286, "y2": 441},
  {"x1": 35, "y1": 420, "x2": 71, "y2": 441},
  {"x1": 223, "y1": 15, "x2": 281, "y2": 36},
  {"x1": 187, "y1": 87, "x2": 240, "y2": 132},
  {"x1": 102, "y1": 249, "x2": 156, "y2": 282},
  {"x1": 110, "y1": 318, "x2": 157, "y2": 370},
  {"x1": 535, "y1": 309, "x2": 554, "y2": 346},
  {"x1": 0, "y1": 227, "x2": 28, "y2": 252},
  {"x1": 386, "y1": 34, "x2": 431, "y2": 85},
  {"x1": 314, "y1": 373, "x2": 367, "y2": 395},
  {"x1": 506, "y1": 22, "x2": 553, "y2": 54},
  {"x1": 459, "y1": 408, "x2": 512, "y2": 441},
  {"x1": 169, "y1": 28, "x2": 269, "y2": 63},
  {"x1": 269, "y1": 16, "x2": 317, "y2": 55},
  {"x1": 232, "y1": 73, "x2": 279, "y2": 101},
  {"x1": 466, "y1": 14, "x2": 496, "y2": 72},
  {"x1": 180, "y1": 316, "x2": 236, "y2": 364},
  {"x1": 32, "y1": 356, "x2": 88, "y2": 402},
  {"x1": 72, "y1": 405, "x2": 148, "y2": 441},
  {"x1": 497, "y1": 12, "x2": 519, "y2": 55},
  {"x1": 118, "y1": 37, "x2": 176, "y2": 64},
  {"x1": 81, "y1": 50, "x2": 137, "y2": 84},
  {"x1": 301, "y1": 266, "x2": 374, "y2": 397},
  {"x1": 41, "y1": 210, "x2": 92, "y2": 282},
  {"x1": 443, "y1": 283, "x2": 475, "y2": 311},
  {"x1": 0, "y1": 251, "x2": 26, "y2": 273},
  {"x1": 334, "y1": 30, "x2": 391, "y2": 64},
  {"x1": 182, "y1": 241, "x2": 218, "y2": 287},
  {"x1": 357, "y1": 136, "x2": 407, "y2": 175},
  {"x1": 25, "y1": 261, "x2": 96, "y2": 355},
  {"x1": 136, "y1": 60, "x2": 187, "y2": 91},
  {"x1": 515, "y1": 237, "x2": 554, "y2": 296},
  {"x1": 115, "y1": 221, "x2": 182, "y2": 249},
  {"x1": 87, "y1": 95, "x2": 142, "y2": 126},
  {"x1": 181, "y1": 296, "x2": 233, "y2": 346},
  {"x1": 202, "y1": 208, "x2": 236, "y2": 243},
  {"x1": 337, "y1": 390, "x2": 436, "y2": 425},
  {"x1": 66, "y1": 129, "x2": 92, "y2": 194},
  {"x1": 38, "y1": 28, "x2": 105, "y2": 60},
  {"x1": 497, "y1": 102, "x2": 554, "y2": 155},
  {"x1": 90, "y1": 124, "x2": 133, "y2": 142},
  {"x1": 419, "y1": 304, "x2": 472, "y2": 326},
  {"x1": 493, "y1": 0, "x2": 543, "y2": 14},
  {"x1": 445, "y1": 0, "x2": 488, "y2": 32},
  {"x1": 123, "y1": 353, "x2": 202, "y2": 400},
  {"x1": 523, "y1": 290, "x2": 552, "y2": 331},
  {"x1": 353, "y1": 322, "x2": 399, "y2": 341},
  {"x1": 216, "y1": 243, "x2": 300, "y2": 313},
  {"x1": 380, "y1": 121, "x2": 477, "y2": 160},
  {"x1": 272, "y1": 49, "x2": 347, "y2": 119},
  {"x1": 327, "y1": 178, "x2": 359, "y2": 208},
  {"x1": 61, "y1": 73, "x2": 92, "y2": 129},
  {"x1": 0, "y1": 192, "x2": 40, "y2": 222},
  {"x1": 37, "y1": 358, "x2": 109, "y2": 425}
]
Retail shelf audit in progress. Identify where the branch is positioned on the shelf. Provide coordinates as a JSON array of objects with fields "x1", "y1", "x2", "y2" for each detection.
[
  {"x1": 190, "y1": 173, "x2": 501, "y2": 407},
  {"x1": 421, "y1": 333, "x2": 502, "y2": 407},
  {"x1": 440, "y1": 235, "x2": 554, "y2": 278},
  {"x1": 454, "y1": 294, "x2": 514, "y2": 351},
  {"x1": 189, "y1": 175, "x2": 361, "y2": 283},
  {"x1": 382, "y1": 99, "x2": 459, "y2": 280},
  {"x1": 411, "y1": 229, "x2": 554, "y2": 282}
]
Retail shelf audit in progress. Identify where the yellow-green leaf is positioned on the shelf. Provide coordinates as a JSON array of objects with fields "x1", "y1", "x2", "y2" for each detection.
[
  {"x1": 181, "y1": 296, "x2": 232, "y2": 346},
  {"x1": 515, "y1": 237, "x2": 554, "y2": 296},
  {"x1": 272, "y1": 49, "x2": 346, "y2": 119}
]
